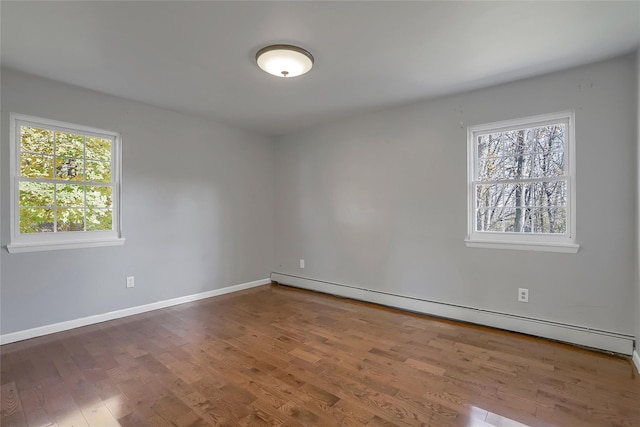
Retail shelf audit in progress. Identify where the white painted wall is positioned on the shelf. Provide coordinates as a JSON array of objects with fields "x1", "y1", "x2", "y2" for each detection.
[
  {"x1": 0, "y1": 69, "x2": 275, "y2": 335},
  {"x1": 274, "y1": 54, "x2": 637, "y2": 340}
]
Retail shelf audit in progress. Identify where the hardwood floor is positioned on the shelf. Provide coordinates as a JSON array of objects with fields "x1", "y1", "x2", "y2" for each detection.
[{"x1": 1, "y1": 283, "x2": 639, "y2": 427}]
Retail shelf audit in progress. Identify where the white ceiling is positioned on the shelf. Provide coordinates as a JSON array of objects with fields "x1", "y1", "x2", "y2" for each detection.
[{"x1": 2, "y1": 1, "x2": 639, "y2": 136}]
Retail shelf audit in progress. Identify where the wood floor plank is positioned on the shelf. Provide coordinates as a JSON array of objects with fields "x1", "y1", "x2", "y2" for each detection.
[
  {"x1": 2, "y1": 283, "x2": 639, "y2": 427},
  {"x1": 16, "y1": 386, "x2": 55, "y2": 427},
  {"x1": 1, "y1": 382, "x2": 24, "y2": 418}
]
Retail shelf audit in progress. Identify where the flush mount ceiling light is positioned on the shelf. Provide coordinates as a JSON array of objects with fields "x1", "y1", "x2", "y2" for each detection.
[{"x1": 256, "y1": 44, "x2": 314, "y2": 78}]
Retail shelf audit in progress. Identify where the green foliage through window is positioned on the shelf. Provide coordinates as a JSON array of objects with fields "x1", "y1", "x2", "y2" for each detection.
[{"x1": 18, "y1": 124, "x2": 114, "y2": 234}]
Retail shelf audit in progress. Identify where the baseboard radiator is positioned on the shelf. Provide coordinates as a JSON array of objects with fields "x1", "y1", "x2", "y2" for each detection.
[{"x1": 271, "y1": 272, "x2": 634, "y2": 355}]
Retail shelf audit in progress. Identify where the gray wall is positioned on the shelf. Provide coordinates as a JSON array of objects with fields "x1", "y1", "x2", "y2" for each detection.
[
  {"x1": 274, "y1": 54, "x2": 637, "y2": 336},
  {"x1": 0, "y1": 69, "x2": 275, "y2": 335},
  {"x1": 637, "y1": 50, "x2": 640, "y2": 352},
  {"x1": 2, "y1": 54, "x2": 638, "y2": 343}
]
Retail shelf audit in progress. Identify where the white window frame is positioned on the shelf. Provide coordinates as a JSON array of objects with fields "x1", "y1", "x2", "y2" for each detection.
[
  {"x1": 8, "y1": 113, "x2": 125, "y2": 253},
  {"x1": 465, "y1": 111, "x2": 578, "y2": 253}
]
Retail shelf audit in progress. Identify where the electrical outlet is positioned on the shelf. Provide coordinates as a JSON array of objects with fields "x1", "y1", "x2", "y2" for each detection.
[
  {"x1": 518, "y1": 288, "x2": 529, "y2": 303},
  {"x1": 299, "y1": 259, "x2": 305, "y2": 269},
  {"x1": 126, "y1": 276, "x2": 135, "y2": 288}
]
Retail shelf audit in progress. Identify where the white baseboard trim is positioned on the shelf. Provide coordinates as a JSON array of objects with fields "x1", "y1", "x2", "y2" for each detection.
[
  {"x1": 272, "y1": 272, "x2": 634, "y2": 356},
  {"x1": 0, "y1": 278, "x2": 271, "y2": 345},
  {"x1": 633, "y1": 350, "x2": 640, "y2": 374}
]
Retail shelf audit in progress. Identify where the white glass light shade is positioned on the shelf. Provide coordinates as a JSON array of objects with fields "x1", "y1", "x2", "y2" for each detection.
[{"x1": 256, "y1": 45, "x2": 314, "y2": 78}]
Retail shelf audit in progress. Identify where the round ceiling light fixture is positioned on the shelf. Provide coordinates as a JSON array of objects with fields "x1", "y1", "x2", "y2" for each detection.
[{"x1": 256, "y1": 44, "x2": 314, "y2": 78}]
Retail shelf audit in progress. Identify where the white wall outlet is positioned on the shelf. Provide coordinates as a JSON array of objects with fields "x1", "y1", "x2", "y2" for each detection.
[
  {"x1": 299, "y1": 259, "x2": 305, "y2": 269},
  {"x1": 518, "y1": 288, "x2": 529, "y2": 303},
  {"x1": 126, "y1": 276, "x2": 135, "y2": 288}
]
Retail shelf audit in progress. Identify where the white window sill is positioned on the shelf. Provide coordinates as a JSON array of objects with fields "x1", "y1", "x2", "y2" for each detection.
[
  {"x1": 465, "y1": 239, "x2": 579, "y2": 253},
  {"x1": 7, "y1": 237, "x2": 126, "y2": 254}
]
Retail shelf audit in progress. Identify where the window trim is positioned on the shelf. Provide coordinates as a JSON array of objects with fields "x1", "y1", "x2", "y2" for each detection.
[
  {"x1": 7, "y1": 113, "x2": 125, "y2": 253},
  {"x1": 465, "y1": 111, "x2": 579, "y2": 253}
]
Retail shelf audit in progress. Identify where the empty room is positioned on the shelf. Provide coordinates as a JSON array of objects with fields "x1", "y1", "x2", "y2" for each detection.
[{"x1": 1, "y1": 1, "x2": 640, "y2": 426}]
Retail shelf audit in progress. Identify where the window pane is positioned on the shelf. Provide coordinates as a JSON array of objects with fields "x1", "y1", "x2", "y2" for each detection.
[
  {"x1": 477, "y1": 134, "x2": 512, "y2": 158},
  {"x1": 501, "y1": 183, "x2": 522, "y2": 208},
  {"x1": 86, "y1": 185, "x2": 112, "y2": 208},
  {"x1": 476, "y1": 207, "x2": 498, "y2": 232},
  {"x1": 476, "y1": 207, "x2": 520, "y2": 232},
  {"x1": 498, "y1": 208, "x2": 520, "y2": 232},
  {"x1": 521, "y1": 183, "x2": 536, "y2": 208},
  {"x1": 56, "y1": 132, "x2": 84, "y2": 158},
  {"x1": 19, "y1": 182, "x2": 54, "y2": 207},
  {"x1": 478, "y1": 157, "x2": 505, "y2": 181},
  {"x1": 86, "y1": 209, "x2": 112, "y2": 231},
  {"x1": 525, "y1": 153, "x2": 565, "y2": 179},
  {"x1": 527, "y1": 124, "x2": 565, "y2": 154},
  {"x1": 476, "y1": 135, "x2": 491, "y2": 158},
  {"x1": 56, "y1": 184, "x2": 84, "y2": 207},
  {"x1": 56, "y1": 208, "x2": 85, "y2": 232},
  {"x1": 20, "y1": 153, "x2": 54, "y2": 178},
  {"x1": 21, "y1": 126, "x2": 54, "y2": 155},
  {"x1": 477, "y1": 207, "x2": 517, "y2": 232},
  {"x1": 530, "y1": 207, "x2": 567, "y2": 234},
  {"x1": 86, "y1": 137, "x2": 112, "y2": 161},
  {"x1": 55, "y1": 157, "x2": 84, "y2": 181},
  {"x1": 476, "y1": 184, "x2": 502, "y2": 208},
  {"x1": 477, "y1": 123, "x2": 566, "y2": 182},
  {"x1": 532, "y1": 181, "x2": 567, "y2": 207},
  {"x1": 477, "y1": 206, "x2": 567, "y2": 234},
  {"x1": 19, "y1": 208, "x2": 54, "y2": 233},
  {"x1": 477, "y1": 182, "x2": 567, "y2": 211},
  {"x1": 85, "y1": 160, "x2": 111, "y2": 182},
  {"x1": 478, "y1": 125, "x2": 566, "y2": 157},
  {"x1": 501, "y1": 156, "x2": 519, "y2": 179}
]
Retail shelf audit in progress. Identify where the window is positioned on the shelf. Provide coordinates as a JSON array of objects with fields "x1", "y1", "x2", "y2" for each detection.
[
  {"x1": 8, "y1": 113, "x2": 124, "y2": 253},
  {"x1": 465, "y1": 111, "x2": 578, "y2": 253}
]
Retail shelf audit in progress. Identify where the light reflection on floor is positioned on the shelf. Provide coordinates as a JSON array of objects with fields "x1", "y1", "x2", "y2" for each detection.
[{"x1": 468, "y1": 406, "x2": 530, "y2": 427}]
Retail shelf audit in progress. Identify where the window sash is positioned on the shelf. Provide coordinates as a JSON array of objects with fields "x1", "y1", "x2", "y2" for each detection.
[
  {"x1": 9, "y1": 113, "x2": 124, "y2": 253},
  {"x1": 466, "y1": 111, "x2": 577, "y2": 252}
]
